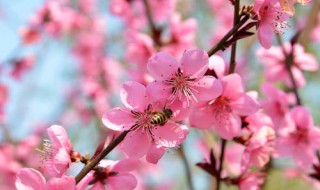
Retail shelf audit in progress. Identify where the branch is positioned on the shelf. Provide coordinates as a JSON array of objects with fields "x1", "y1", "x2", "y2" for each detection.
[
  {"x1": 75, "y1": 130, "x2": 130, "y2": 184},
  {"x1": 276, "y1": 34, "x2": 302, "y2": 105},
  {"x1": 142, "y1": 0, "x2": 162, "y2": 46},
  {"x1": 216, "y1": 139, "x2": 227, "y2": 190},
  {"x1": 207, "y1": 14, "x2": 250, "y2": 57}
]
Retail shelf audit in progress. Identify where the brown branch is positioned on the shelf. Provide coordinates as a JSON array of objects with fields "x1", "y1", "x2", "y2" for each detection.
[
  {"x1": 75, "y1": 130, "x2": 130, "y2": 184},
  {"x1": 142, "y1": 0, "x2": 162, "y2": 46},
  {"x1": 276, "y1": 34, "x2": 301, "y2": 105},
  {"x1": 216, "y1": 139, "x2": 227, "y2": 190},
  {"x1": 207, "y1": 14, "x2": 250, "y2": 57}
]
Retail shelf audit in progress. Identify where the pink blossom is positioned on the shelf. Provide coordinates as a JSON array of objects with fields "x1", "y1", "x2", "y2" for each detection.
[
  {"x1": 280, "y1": 0, "x2": 312, "y2": 15},
  {"x1": 238, "y1": 172, "x2": 264, "y2": 190},
  {"x1": 257, "y1": 43, "x2": 318, "y2": 87},
  {"x1": 260, "y1": 83, "x2": 295, "y2": 130},
  {"x1": 102, "y1": 81, "x2": 189, "y2": 163},
  {"x1": 276, "y1": 106, "x2": 320, "y2": 168},
  {"x1": 189, "y1": 74, "x2": 259, "y2": 140},
  {"x1": 41, "y1": 125, "x2": 73, "y2": 177},
  {"x1": 241, "y1": 126, "x2": 275, "y2": 171},
  {"x1": 254, "y1": 0, "x2": 291, "y2": 49},
  {"x1": 78, "y1": 159, "x2": 140, "y2": 190},
  {"x1": 15, "y1": 168, "x2": 76, "y2": 190},
  {"x1": 147, "y1": 50, "x2": 222, "y2": 107},
  {"x1": 19, "y1": 27, "x2": 41, "y2": 45},
  {"x1": 161, "y1": 14, "x2": 197, "y2": 58}
]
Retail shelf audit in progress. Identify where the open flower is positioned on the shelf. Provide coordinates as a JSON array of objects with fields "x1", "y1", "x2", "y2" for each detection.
[
  {"x1": 40, "y1": 125, "x2": 73, "y2": 177},
  {"x1": 276, "y1": 106, "x2": 320, "y2": 168},
  {"x1": 102, "y1": 81, "x2": 189, "y2": 163},
  {"x1": 78, "y1": 159, "x2": 140, "y2": 190},
  {"x1": 254, "y1": 0, "x2": 291, "y2": 49},
  {"x1": 147, "y1": 49, "x2": 222, "y2": 107},
  {"x1": 257, "y1": 43, "x2": 318, "y2": 87},
  {"x1": 189, "y1": 74, "x2": 259, "y2": 140},
  {"x1": 15, "y1": 168, "x2": 76, "y2": 190}
]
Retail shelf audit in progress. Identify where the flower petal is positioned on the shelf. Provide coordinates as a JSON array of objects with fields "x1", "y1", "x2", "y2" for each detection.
[
  {"x1": 180, "y1": 50, "x2": 209, "y2": 78},
  {"x1": 15, "y1": 168, "x2": 46, "y2": 190},
  {"x1": 108, "y1": 174, "x2": 137, "y2": 190},
  {"x1": 221, "y1": 74, "x2": 244, "y2": 100},
  {"x1": 147, "y1": 52, "x2": 179, "y2": 80},
  {"x1": 121, "y1": 81, "x2": 148, "y2": 112},
  {"x1": 46, "y1": 176, "x2": 76, "y2": 190},
  {"x1": 257, "y1": 20, "x2": 273, "y2": 49},
  {"x1": 192, "y1": 76, "x2": 222, "y2": 101},
  {"x1": 121, "y1": 131, "x2": 151, "y2": 159},
  {"x1": 146, "y1": 81, "x2": 172, "y2": 102},
  {"x1": 290, "y1": 106, "x2": 313, "y2": 129},
  {"x1": 102, "y1": 108, "x2": 135, "y2": 131},
  {"x1": 47, "y1": 125, "x2": 71, "y2": 150},
  {"x1": 212, "y1": 112, "x2": 241, "y2": 140},
  {"x1": 146, "y1": 144, "x2": 167, "y2": 164},
  {"x1": 230, "y1": 94, "x2": 260, "y2": 116},
  {"x1": 112, "y1": 159, "x2": 141, "y2": 173},
  {"x1": 152, "y1": 123, "x2": 188, "y2": 147},
  {"x1": 189, "y1": 105, "x2": 214, "y2": 129}
]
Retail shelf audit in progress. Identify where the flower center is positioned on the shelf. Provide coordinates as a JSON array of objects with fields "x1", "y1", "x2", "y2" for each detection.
[
  {"x1": 211, "y1": 96, "x2": 232, "y2": 125},
  {"x1": 290, "y1": 127, "x2": 309, "y2": 144},
  {"x1": 165, "y1": 68, "x2": 196, "y2": 106}
]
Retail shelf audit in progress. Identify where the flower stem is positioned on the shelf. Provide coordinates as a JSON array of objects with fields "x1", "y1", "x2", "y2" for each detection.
[
  {"x1": 276, "y1": 34, "x2": 301, "y2": 105},
  {"x1": 216, "y1": 1, "x2": 240, "y2": 190},
  {"x1": 207, "y1": 14, "x2": 249, "y2": 57},
  {"x1": 216, "y1": 139, "x2": 227, "y2": 190},
  {"x1": 142, "y1": 0, "x2": 162, "y2": 46},
  {"x1": 75, "y1": 130, "x2": 130, "y2": 184},
  {"x1": 178, "y1": 144, "x2": 194, "y2": 190}
]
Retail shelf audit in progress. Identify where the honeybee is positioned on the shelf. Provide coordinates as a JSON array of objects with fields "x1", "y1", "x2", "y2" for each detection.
[{"x1": 150, "y1": 108, "x2": 173, "y2": 126}]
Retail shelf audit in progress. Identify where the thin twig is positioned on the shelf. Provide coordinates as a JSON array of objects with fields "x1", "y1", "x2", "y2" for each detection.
[
  {"x1": 75, "y1": 130, "x2": 130, "y2": 184},
  {"x1": 207, "y1": 14, "x2": 249, "y2": 57},
  {"x1": 216, "y1": 139, "x2": 227, "y2": 190},
  {"x1": 142, "y1": 0, "x2": 162, "y2": 46},
  {"x1": 178, "y1": 144, "x2": 194, "y2": 190},
  {"x1": 276, "y1": 34, "x2": 301, "y2": 105},
  {"x1": 228, "y1": 0, "x2": 240, "y2": 74}
]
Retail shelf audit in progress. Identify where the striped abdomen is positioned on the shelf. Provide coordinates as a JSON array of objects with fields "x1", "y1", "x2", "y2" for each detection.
[{"x1": 150, "y1": 109, "x2": 173, "y2": 126}]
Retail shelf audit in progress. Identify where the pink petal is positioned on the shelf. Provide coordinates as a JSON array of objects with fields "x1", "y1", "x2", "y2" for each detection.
[
  {"x1": 112, "y1": 159, "x2": 141, "y2": 173},
  {"x1": 257, "y1": 21, "x2": 273, "y2": 49},
  {"x1": 44, "y1": 148, "x2": 70, "y2": 177},
  {"x1": 46, "y1": 176, "x2": 76, "y2": 190},
  {"x1": 76, "y1": 172, "x2": 94, "y2": 190},
  {"x1": 230, "y1": 94, "x2": 260, "y2": 116},
  {"x1": 169, "y1": 99, "x2": 191, "y2": 121},
  {"x1": 293, "y1": 145, "x2": 314, "y2": 168},
  {"x1": 108, "y1": 174, "x2": 137, "y2": 190},
  {"x1": 212, "y1": 112, "x2": 241, "y2": 140},
  {"x1": 192, "y1": 76, "x2": 222, "y2": 101},
  {"x1": 121, "y1": 81, "x2": 148, "y2": 112},
  {"x1": 121, "y1": 130, "x2": 151, "y2": 159},
  {"x1": 275, "y1": 138, "x2": 294, "y2": 157},
  {"x1": 290, "y1": 66, "x2": 305, "y2": 87},
  {"x1": 221, "y1": 74, "x2": 244, "y2": 100},
  {"x1": 295, "y1": 52, "x2": 318, "y2": 71},
  {"x1": 208, "y1": 55, "x2": 226, "y2": 78},
  {"x1": 15, "y1": 168, "x2": 46, "y2": 190},
  {"x1": 47, "y1": 125, "x2": 71, "y2": 150},
  {"x1": 147, "y1": 52, "x2": 179, "y2": 80},
  {"x1": 189, "y1": 105, "x2": 214, "y2": 129},
  {"x1": 152, "y1": 123, "x2": 188, "y2": 147},
  {"x1": 146, "y1": 81, "x2": 172, "y2": 102},
  {"x1": 102, "y1": 108, "x2": 135, "y2": 131},
  {"x1": 180, "y1": 50, "x2": 208, "y2": 78},
  {"x1": 264, "y1": 64, "x2": 286, "y2": 82},
  {"x1": 146, "y1": 144, "x2": 167, "y2": 164},
  {"x1": 290, "y1": 106, "x2": 313, "y2": 129}
]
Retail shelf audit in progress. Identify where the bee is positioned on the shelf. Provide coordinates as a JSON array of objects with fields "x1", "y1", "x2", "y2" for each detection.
[{"x1": 150, "y1": 108, "x2": 173, "y2": 126}]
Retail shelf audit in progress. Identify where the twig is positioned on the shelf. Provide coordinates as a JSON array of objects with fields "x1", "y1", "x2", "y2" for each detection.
[
  {"x1": 75, "y1": 130, "x2": 130, "y2": 184},
  {"x1": 276, "y1": 34, "x2": 301, "y2": 105},
  {"x1": 216, "y1": 139, "x2": 227, "y2": 190},
  {"x1": 142, "y1": 0, "x2": 162, "y2": 46},
  {"x1": 207, "y1": 14, "x2": 249, "y2": 57},
  {"x1": 178, "y1": 144, "x2": 194, "y2": 190}
]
